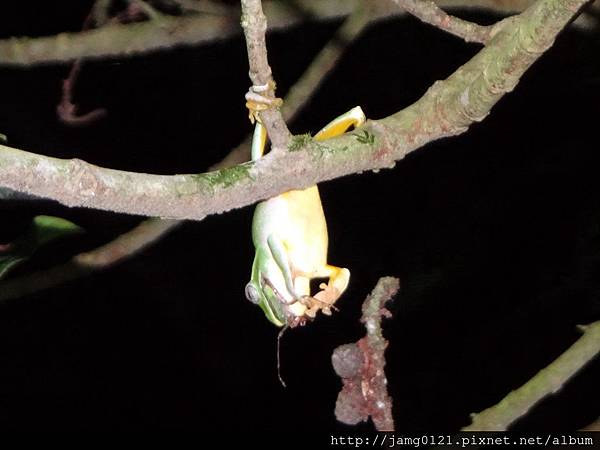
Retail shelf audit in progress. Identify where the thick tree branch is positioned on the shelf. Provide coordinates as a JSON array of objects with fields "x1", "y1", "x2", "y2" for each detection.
[
  {"x1": 2, "y1": 0, "x2": 593, "y2": 67},
  {"x1": 0, "y1": 0, "x2": 589, "y2": 222},
  {"x1": 392, "y1": 0, "x2": 495, "y2": 43},
  {"x1": 463, "y1": 321, "x2": 600, "y2": 431}
]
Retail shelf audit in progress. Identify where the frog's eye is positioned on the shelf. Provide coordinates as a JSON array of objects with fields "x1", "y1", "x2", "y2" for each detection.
[{"x1": 245, "y1": 283, "x2": 260, "y2": 304}]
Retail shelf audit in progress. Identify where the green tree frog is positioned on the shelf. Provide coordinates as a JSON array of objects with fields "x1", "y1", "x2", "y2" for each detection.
[{"x1": 244, "y1": 106, "x2": 366, "y2": 327}]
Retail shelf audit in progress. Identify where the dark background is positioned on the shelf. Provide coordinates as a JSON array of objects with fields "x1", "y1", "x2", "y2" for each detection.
[{"x1": 0, "y1": 2, "x2": 598, "y2": 433}]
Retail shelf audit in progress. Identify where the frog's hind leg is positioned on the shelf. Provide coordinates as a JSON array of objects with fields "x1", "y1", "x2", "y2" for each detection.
[
  {"x1": 319, "y1": 265, "x2": 350, "y2": 295},
  {"x1": 313, "y1": 106, "x2": 366, "y2": 141},
  {"x1": 251, "y1": 122, "x2": 268, "y2": 161}
]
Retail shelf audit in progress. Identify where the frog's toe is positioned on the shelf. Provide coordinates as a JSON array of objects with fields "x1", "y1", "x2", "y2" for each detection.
[
  {"x1": 298, "y1": 295, "x2": 313, "y2": 306},
  {"x1": 304, "y1": 308, "x2": 318, "y2": 319}
]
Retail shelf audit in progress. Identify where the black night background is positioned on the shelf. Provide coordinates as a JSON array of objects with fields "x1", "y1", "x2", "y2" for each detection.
[{"x1": 0, "y1": 1, "x2": 598, "y2": 434}]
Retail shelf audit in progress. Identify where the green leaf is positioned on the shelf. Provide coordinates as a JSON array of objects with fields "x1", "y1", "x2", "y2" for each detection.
[
  {"x1": 32, "y1": 215, "x2": 83, "y2": 246},
  {"x1": 0, "y1": 215, "x2": 83, "y2": 281}
]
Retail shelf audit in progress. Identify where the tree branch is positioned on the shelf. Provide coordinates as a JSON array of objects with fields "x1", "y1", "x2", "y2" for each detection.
[
  {"x1": 392, "y1": 0, "x2": 495, "y2": 43},
  {"x1": 240, "y1": 0, "x2": 291, "y2": 149},
  {"x1": 333, "y1": 277, "x2": 400, "y2": 431},
  {"x1": 581, "y1": 417, "x2": 600, "y2": 431},
  {"x1": 220, "y1": 3, "x2": 373, "y2": 168},
  {"x1": 0, "y1": 0, "x2": 585, "y2": 221},
  {"x1": 463, "y1": 321, "x2": 600, "y2": 431},
  {"x1": 2, "y1": 0, "x2": 590, "y2": 67}
]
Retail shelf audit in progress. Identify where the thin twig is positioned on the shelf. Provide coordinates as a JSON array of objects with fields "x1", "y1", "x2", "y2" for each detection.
[
  {"x1": 392, "y1": 0, "x2": 495, "y2": 43},
  {"x1": 240, "y1": 0, "x2": 291, "y2": 149},
  {"x1": 57, "y1": 59, "x2": 108, "y2": 126},
  {"x1": 463, "y1": 321, "x2": 600, "y2": 430},
  {"x1": 58, "y1": 0, "x2": 164, "y2": 127},
  {"x1": 333, "y1": 277, "x2": 400, "y2": 431},
  {"x1": 581, "y1": 416, "x2": 600, "y2": 431},
  {"x1": 91, "y1": 0, "x2": 113, "y2": 26},
  {"x1": 128, "y1": 0, "x2": 163, "y2": 21},
  {"x1": 57, "y1": 1, "x2": 110, "y2": 127}
]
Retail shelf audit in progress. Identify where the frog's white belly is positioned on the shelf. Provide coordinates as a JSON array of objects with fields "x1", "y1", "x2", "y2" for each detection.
[{"x1": 255, "y1": 186, "x2": 328, "y2": 275}]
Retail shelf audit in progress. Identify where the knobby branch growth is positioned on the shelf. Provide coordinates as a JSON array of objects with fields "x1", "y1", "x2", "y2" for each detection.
[{"x1": 332, "y1": 277, "x2": 400, "y2": 431}]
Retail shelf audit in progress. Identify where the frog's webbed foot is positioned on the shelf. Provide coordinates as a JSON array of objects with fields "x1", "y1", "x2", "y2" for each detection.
[
  {"x1": 313, "y1": 264, "x2": 350, "y2": 313},
  {"x1": 285, "y1": 265, "x2": 350, "y2": 321},
  {"x1": 292, "y1": 286, "x2": 341, "y2": 320},
  {"x1": 245, "y1": 81, "x2": 283, "y2": 124},
  {"x1": 304, "y1": 265, "x2": 350, "y2": 316},
  {"x1": 285, "y1": 294, "x2": 326, "y2": 323},
  {"x1": 312, "y1": 284, "x2": 342, "y2": 315}
]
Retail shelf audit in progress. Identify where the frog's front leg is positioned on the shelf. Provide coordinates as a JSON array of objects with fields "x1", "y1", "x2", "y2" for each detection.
[
  {"x1": 266, "y1": 236, "x2": 328, "y2": 319},
  {"x1": 266, "y1": 234, "x2": 296, "y2": 299}
]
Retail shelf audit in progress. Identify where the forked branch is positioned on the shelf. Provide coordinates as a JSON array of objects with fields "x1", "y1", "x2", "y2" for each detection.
[
  {"x1": 0, "y1": 1, "x2": 590, "y2": 222},
  {"x1": 392, "y1": 0, "x2": 495, "y2": 43}
]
